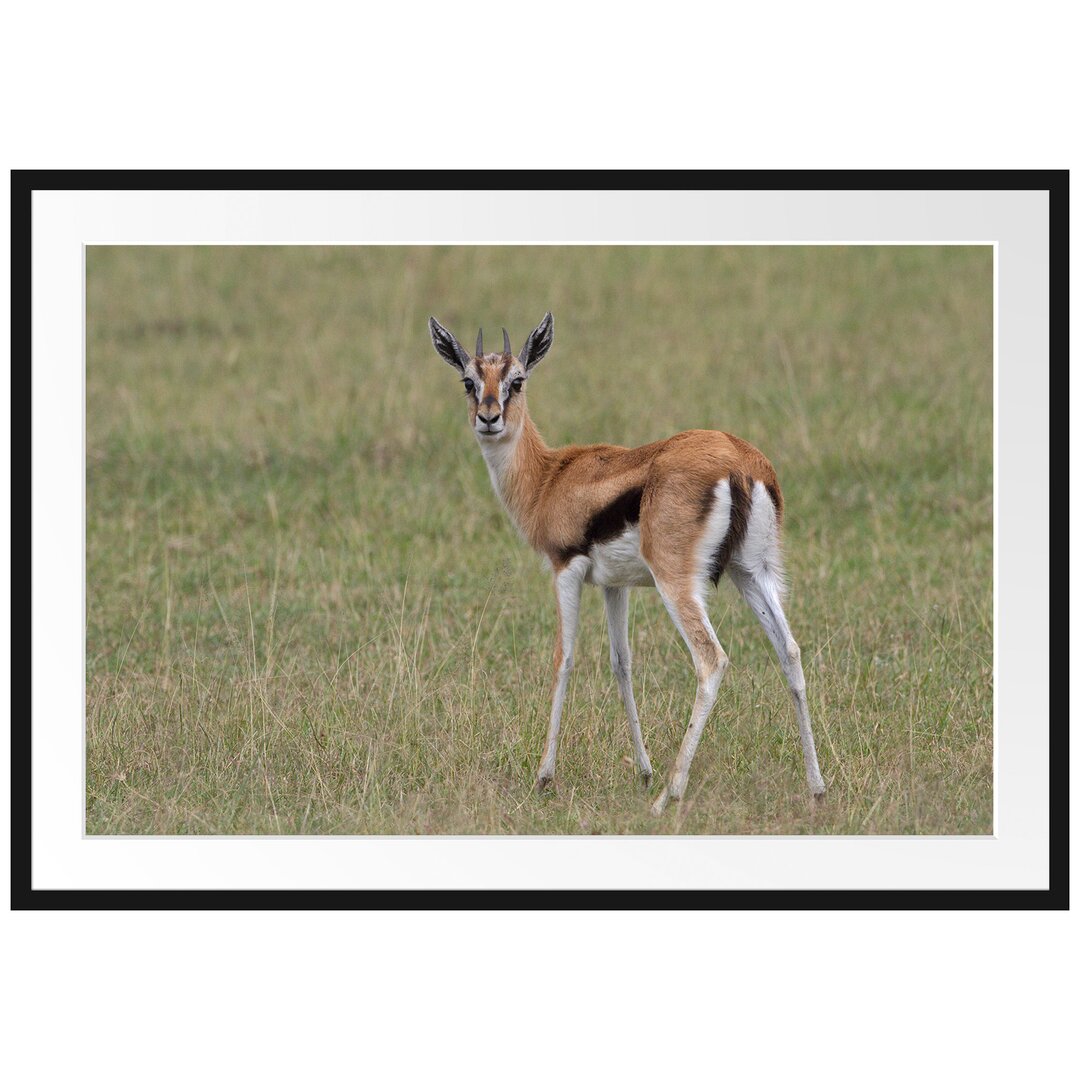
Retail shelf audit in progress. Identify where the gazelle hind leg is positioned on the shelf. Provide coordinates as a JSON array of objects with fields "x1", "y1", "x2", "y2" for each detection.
[
  {"x1": 603, "y1": 587, "x2": 652, "y2": 783},
  {"x1": 732, "y1": 565, "x2": 825, "y2": 797},
  {"x1": 536, "y1": 558, "x2": 588, "y2": 793},
  {"x1": 650, "y1": 582, "x2": 729, "y2": 815}
]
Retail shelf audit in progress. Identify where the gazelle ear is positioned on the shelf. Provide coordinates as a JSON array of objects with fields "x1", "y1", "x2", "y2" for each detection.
[
  {"x1": 519, "y1": 312, "x2": 554, "y2": 371},
  {"x1": 429, "y1": 316, "x2": 471, "y2": 371}
]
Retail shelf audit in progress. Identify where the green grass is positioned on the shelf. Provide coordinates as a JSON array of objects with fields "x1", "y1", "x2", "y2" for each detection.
[{"x1": 85, "y1": 245, "x2": 993, "y2": 834}]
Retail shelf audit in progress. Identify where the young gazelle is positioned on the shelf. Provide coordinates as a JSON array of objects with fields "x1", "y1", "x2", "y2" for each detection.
[{"x1": 429, "y1": 313, "x2": 825, "y2": 814}]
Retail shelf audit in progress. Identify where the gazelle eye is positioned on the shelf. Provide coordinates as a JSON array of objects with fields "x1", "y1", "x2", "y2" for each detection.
[
  {"x1": 511, "y1": 378, "x2": 524, "y2": 393},
  {"x1": 462, "y1": 379, "x2": 474, "y2": 394}
]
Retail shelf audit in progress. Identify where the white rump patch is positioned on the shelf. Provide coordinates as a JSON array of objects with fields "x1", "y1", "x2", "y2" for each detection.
[
  {"x1": 694, "y1": 479, "x2": 734, "y2": 587},
  {"x1": 733, "y1": 481, "x2": 786, "y2": 594}
]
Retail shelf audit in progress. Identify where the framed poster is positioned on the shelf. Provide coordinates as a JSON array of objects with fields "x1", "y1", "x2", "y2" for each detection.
[{"x1": 10, "y1": 170, "x2": 1066, "y2": 908}]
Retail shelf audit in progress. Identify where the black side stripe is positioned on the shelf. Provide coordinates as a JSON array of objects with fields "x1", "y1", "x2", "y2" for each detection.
[
  {"x1": 556, "y1": 486, "x2": 643, "y2": 565},
  {"x1": 707, "y1": 474, "x2": 752, "y2": 586},
  {"x1": 764, "y1": 481, "x2": 783, "y2": 519}
]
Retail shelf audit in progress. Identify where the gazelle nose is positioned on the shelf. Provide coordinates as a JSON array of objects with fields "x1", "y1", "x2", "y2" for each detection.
[{"x1": 479, "y1": 412, "x2": 500, "y2": 426}]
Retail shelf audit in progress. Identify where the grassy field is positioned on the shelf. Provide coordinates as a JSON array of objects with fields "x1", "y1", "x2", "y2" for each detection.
[{"x1": 85, "y1": 245, "x2": 993, "y2": 834}]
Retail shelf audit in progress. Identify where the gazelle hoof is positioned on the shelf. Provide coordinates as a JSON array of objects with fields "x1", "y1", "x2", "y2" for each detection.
[
  {"x1": 650, "y1": 787, "x2": 670, "y2": 816},
  {"x1": 536, "y1": 774, "x2": 554, "y2": 795}
]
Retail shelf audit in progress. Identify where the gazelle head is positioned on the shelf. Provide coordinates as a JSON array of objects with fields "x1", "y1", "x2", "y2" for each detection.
[{"x1": 429, "y1": 313, "x2": 554, "y2": 441}]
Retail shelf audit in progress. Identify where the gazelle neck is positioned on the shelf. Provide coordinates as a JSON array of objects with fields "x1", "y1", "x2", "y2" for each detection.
[{"x1": 477, "y1": 403, "x2": 552, "y2": 532}]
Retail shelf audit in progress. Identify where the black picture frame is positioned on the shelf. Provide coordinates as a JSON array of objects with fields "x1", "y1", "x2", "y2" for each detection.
[{"x1": 10, "y1": 169, "x2": 1068, "y2": 911}]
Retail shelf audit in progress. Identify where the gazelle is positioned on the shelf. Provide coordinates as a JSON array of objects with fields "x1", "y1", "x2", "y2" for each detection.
[{"x1": 429, "y1": 312, "x2": 825, "y2": 814}]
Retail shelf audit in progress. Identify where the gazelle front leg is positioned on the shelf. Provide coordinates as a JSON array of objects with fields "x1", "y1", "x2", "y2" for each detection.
[
  {"x1": 536, "y1": 557, "x2": 588, "y2": 793},
  {"x1": 603, "y1": 586, "x2": 652, "y2": 784}
]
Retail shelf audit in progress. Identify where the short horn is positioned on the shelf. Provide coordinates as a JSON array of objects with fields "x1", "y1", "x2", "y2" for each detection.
[
  {"x1": 502, "y1": 328, "x2": 512, "y2": 357},
  {"x1": 475, "y1": 328, "x2": 484, "y2": 357}
]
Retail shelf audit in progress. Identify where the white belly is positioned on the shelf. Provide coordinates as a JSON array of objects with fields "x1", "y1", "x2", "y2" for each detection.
[{"x1": 584, "y1": 526, "x2": 656, "y2": 587}]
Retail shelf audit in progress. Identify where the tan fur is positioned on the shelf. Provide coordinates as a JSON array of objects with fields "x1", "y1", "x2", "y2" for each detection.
[{"x1": 492, "y1": 407, "x2": 781, "y2": 583}]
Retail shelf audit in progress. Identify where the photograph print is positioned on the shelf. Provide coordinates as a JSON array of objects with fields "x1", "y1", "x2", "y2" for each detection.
[{"x1": 85, "y1": 243, "x2": 993, "y2": 837}]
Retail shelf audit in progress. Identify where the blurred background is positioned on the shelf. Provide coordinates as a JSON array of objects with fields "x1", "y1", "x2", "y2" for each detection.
[{"x1": 85, "y1": 245, "x2": 993, "y2": 834}]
